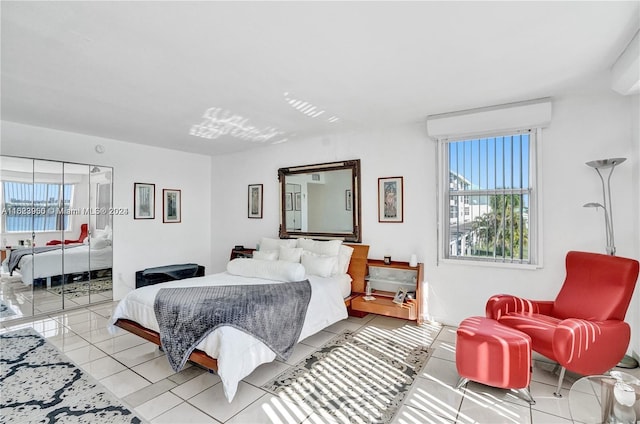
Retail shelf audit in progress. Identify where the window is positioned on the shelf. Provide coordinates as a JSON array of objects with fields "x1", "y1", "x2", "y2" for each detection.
[
  {"x1": 2, "y1": 181, "x2": 73, "y2": 232},
  {"x1": 440, "y1": 130, "x2": 539, "y2": 265}
]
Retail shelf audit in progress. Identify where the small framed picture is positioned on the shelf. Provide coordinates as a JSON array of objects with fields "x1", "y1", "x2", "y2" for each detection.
[
  {"x1": 294, "y1": 192, "x2": 301, "y2": 211},
  {"x1": 134, "y1": 183, "x2": 155, "y2": 219},
  {"x1": 378, "y1": 176, "x2": 404, "y2": 223},
  {"x1": 285, "y1": 192, "x2": 293, "y2": 211},
  {"x1": 248, "y1": 184, "x2": 263, "y2": 219},
  {"x1": 345, "y1": 189, "x2": 352, "y2": 211},
  {"x1": 392, "y1": 288, "x2": 407, "y2": 304},
  {"x1": 163, "y1": 189, "x2": 181, "y2": 223}
]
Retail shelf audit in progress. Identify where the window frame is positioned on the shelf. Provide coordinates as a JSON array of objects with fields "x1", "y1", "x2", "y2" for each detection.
[
  {"x1": 1, "y1": 180, "x2": 74, "y2": 234},
  {"x1": 436, "y1": 128, "x2": 542, "y2": 268}
]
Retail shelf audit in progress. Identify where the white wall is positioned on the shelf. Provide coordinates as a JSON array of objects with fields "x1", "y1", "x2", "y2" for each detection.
[
  {"x1": 631, "y1": 93, "x2": 640, "y2": 361},
  {"x1": 0, "y1": 121, "x2": 212, "y2": 300},
  {"x1": 210, "y1": 88, "x2": 640, "y2": 354}
]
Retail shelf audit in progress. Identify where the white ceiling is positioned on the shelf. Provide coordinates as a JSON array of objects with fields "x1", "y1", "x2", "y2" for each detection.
[{"x1": 1, "y1": 1, "x2": 638, "y2": 156}]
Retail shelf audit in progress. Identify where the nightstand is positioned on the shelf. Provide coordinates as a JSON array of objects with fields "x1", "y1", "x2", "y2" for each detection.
[
  {"x1": 230, "y1": 248, "x2": 256, "y2": 260},
  {"x1": 0, "y1": 247, "x2": 11, "y2": 263},
  {"x1": 350, "y1": 259, "x2": 424, "y2": 323}
]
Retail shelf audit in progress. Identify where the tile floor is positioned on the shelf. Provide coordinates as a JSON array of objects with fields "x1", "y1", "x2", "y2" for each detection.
[
  {"x1": 0, "y1": 273, "x2": 113, "y2": 319},
  {"x1": 1, "y1": 301, "x2": 639, "y2": 423}
]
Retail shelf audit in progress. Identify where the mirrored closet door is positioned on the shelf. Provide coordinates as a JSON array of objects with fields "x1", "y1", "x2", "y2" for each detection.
[{"x1": 0, "y1": 156, "x2": 113, "y2": 321}]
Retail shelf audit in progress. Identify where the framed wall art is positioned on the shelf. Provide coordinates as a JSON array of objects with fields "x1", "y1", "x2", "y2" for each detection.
[
  {"x1": 294, "y1": 192, "x2": 301, "y2": 211},
  {"x1": 163, "y1": 189, "x2": 181, "y2": 223},
  {"x1": 378, "y1": 176, "x2": 403, "y2": 223},
  {"x1": 248, "y1": 184, "x2": 263, "y2": 219},
  {"x1": 134, "y1": 182, "x2": 155, "y2": 219}
]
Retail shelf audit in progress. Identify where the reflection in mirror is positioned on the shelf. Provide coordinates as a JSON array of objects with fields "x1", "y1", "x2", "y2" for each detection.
[
  {"x1": 279, "y1": 160, "x2": 361, "y2": 242},
  {"x1": 89, "y1": 166, "x2": 113, "y2": 303},
  {"x1": 0, "y1": 156, "x2": 113, "y2": 321},
  {"x1": 32, "y1": 159, "x2": 66, "y2": 314}
]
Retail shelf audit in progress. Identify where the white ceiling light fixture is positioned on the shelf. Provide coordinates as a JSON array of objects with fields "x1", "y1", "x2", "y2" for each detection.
[
  {"x1": 284, "y1": 92, "x2": 340, "y2": 123},
  {"x1": 189, "y1": 107, "x2": 283, "y2": 143}
]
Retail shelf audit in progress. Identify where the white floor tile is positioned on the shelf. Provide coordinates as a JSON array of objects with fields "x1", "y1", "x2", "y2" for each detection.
[
  {"x1": 457, "y1": 393, "x2": 532, "y2": 424},
  {"x1": 531, "y1": 409, "x2": 573, "y2": 423},
  {"x1": 80, "y1": 355, "x2": 127, "y2": 380},
  {"x1": 434, "y1": 326, "x2": 457, "y2": 344},
  {"x1": 529, "y1": 381, "x2": 572, "y2": 419},
  {"x1": 64, "y1": 344, "x2": 108, "y2": 365},
  {"x1": 242, "y1": 360, "x2": 292, "y2": 387},
  {"x1": 133, "y1": 355, "x2": 191, "y2": 383},
  {"x1": 99, "y1": 369, "x2": 151, "y2": 398},
  {"x1": 324, "y1": 318, "x2": 363, "y2": 334},
  {"x1": 226, "y1": 393, "x2": 310, "y2": 424},
  {"x1": 299, "y1": 330, "x2": 337, "y2": 348},
  {"x1": 170, "y1": 371, "x2": 221, "y2": 400},
  {"x1": 284, "y1": 343, "x2": 317, "y2": 366},
  {"x1": 430, "y1": 339, "x2": 456, "y2": 363},
  {"x1": 418, "y1": 356, "x2": 460, "y2": 387},
  {"x1": 150, "y1": 402, "x2": 221, "y2": 424},
  {"x1": 189, "y1": 381, "x2": 265, "y2": 422},
  {"x1": 135, "y1": 391, "x2": 183, "y2": 421},
  {"x1": 403, "y1": 374, "x2": 463, "y2": 422},
  {"x1": 391, "y1": 404, "x2": 455, "y2": 423},
  {"x1": 93, "y1": 332, "x2": 146, "y2": 354},
  {"x1": 112, "y1": 341, "x2": 165, "y2": 368},
  {"x1": 46, "y1": 331, "x2": 90, "y2": 352}
]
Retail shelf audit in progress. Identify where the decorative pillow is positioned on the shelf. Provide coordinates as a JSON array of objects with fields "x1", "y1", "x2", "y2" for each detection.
[
  {"x1": 252, "y1": 250, "x2": 279, "y2": 261},
  {"x1": 226, "y1": 258, "x2": 306, "y2": 282},
  {"x1": 279, "y1": 246, "x2": 303, "y2": 263},
  {"x1": 301, "y1": 251, "x2": 338, "y2": 278},
  {"x1": 297, "y1": 238, "x2": 343, "y2": 256},
  {"x1": 260, "y1": 237, "x2": 298, "y2": 252},
  {"x1": 337, "y1": 244, "x2": 354, "y2": 275},
  {"x1": 90, "y1": 238, "x2": 110, "y2": 250}
]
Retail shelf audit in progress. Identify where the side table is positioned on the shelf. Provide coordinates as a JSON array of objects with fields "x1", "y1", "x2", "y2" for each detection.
[{"x1": 569, "y1": 371, "x2": 640, "y2": 423}]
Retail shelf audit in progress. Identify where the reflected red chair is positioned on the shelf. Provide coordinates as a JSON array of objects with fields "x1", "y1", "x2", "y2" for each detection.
[
  {"x1": 46, "y1": 223, "x2": 89, "y2": 246},
  {"x1": 486, "y1": 251, "x2": 639, "y2": 397}
]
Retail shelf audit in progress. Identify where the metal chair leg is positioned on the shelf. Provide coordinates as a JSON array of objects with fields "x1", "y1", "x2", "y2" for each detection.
[
  {"x1": 517, "y1": 387, "x2": 536, "y2": 405},
  {"x1": 553, "y1": 367, "x2": 566, "y2": 397},
  {"x1": 456, "y1": 377, "x2": 469, "y2": 389}
]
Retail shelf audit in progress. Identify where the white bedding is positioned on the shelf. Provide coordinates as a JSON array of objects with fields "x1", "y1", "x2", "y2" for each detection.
[
  {"x1": 109, "y1": 271, "x2": 350, "y2": 401},
  {"x1": 14, "y1": 244, "x2": 113, "y2": 285}
]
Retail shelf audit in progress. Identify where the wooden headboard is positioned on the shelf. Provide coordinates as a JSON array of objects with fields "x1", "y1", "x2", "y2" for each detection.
[{"x1": 346, "y1": 244, "x2": 369, "y2": 294}]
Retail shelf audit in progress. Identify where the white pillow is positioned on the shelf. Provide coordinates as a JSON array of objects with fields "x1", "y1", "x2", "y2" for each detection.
[
  {"x1": 252, "y1": 250, "x2": 278, "y2": 261},
  {"x1": 90, "y1": 238, "x2": 110, "y2": 250},
  {"x1": 297, "y1": 238, "x2": 343, "y2": 256},
  {"x1": 301, "y1": 251, "x2": 338, "y2": 278},
  {"x1": 337, "y1": 244, "x2": 354, "y2": 275},
  {"x1": 260, "y1": 237, "x2": 298, "y2": 252},
  {"x1": 279, "y1": 246, "x2": 303, "y2": 263},
  {"x1": 226, "y1": 259, "x2": 306, "y2": 282}
]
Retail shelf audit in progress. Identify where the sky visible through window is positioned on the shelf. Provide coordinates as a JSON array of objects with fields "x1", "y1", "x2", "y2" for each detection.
[
  {"x1": 449, "y1": 134, "x2": 530, "y2": 193},
  {"x1": 3, "y1": 182, "x2": 72, "y2": 232}
]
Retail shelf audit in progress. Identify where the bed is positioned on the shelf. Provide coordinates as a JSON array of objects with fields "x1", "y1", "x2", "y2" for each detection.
[
  {"x1": 7, "y1": 243, "x2": 113, "y2": 286},
  {"x1": 110, "y1": 242, "x2": 369, "y2": 401}
]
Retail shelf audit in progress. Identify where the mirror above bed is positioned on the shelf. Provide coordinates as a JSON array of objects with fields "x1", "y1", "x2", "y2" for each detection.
[{"x1": 278, "y1": 159, "x2": 361, "y2": 242}]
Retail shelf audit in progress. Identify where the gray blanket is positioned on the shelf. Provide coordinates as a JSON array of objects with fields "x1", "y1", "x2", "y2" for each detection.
[
  {"x1": 7, "y1": 245, "x2": 83, "y2": 275},
  {"x1": 153, "y1": 281, "x2": 312, "y2": 372}
]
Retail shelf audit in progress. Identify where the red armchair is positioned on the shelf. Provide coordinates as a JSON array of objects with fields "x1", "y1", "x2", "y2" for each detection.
[
  {"x1": 486, "y1": 251, "x2": 639, "y2": 396},
  {"x1": 46, "y1": 223, "x2": 89, "y2": 246}
]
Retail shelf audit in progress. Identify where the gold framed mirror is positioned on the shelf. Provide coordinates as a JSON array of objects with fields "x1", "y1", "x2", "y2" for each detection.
[{"x1": 278, "y1": 159, "x2": 361, "y2": 242}]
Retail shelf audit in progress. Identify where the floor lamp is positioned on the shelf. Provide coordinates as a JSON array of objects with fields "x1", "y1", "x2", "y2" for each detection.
[
  {"x1": 584, "y1": 157, "x2": 637, "y2": 369},
  {"x1": 583, "y1": 157, "x2": 626, "y2": 256}
]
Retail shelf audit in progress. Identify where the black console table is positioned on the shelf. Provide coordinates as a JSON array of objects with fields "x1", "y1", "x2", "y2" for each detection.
[{"x1": 135, "y1": 263, "x2": 205, "y2": 288}]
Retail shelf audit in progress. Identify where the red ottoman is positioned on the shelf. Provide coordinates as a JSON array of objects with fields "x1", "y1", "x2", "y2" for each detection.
[{"x1": 455, "y1": 316, "x2": 534, "y2": 404}]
